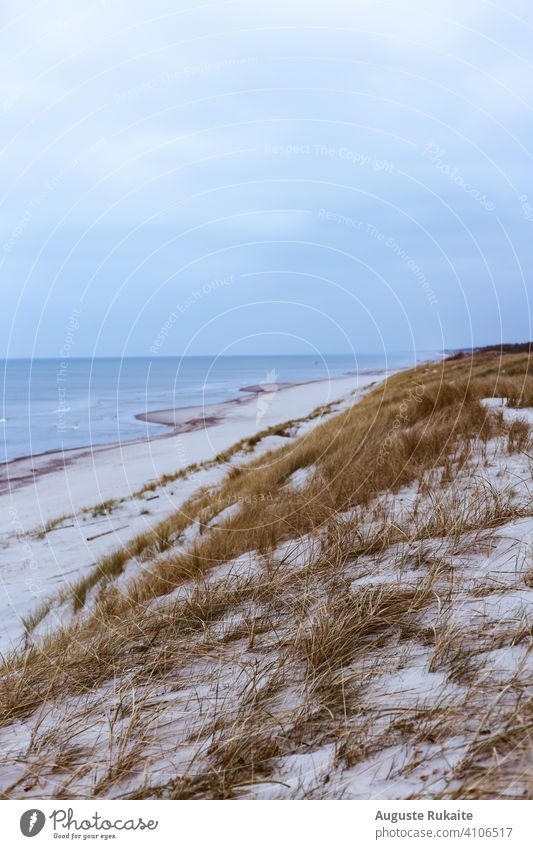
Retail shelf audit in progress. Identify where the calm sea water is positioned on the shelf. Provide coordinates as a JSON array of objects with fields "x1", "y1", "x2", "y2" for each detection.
[{"x1": 0, "y1": 353, "x2": 431, "y2": 462}]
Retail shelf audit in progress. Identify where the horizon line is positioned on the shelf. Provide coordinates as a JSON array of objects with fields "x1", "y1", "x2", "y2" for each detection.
[{"x1": 0, "y1": 350, "x2": 443, "y2": 361}]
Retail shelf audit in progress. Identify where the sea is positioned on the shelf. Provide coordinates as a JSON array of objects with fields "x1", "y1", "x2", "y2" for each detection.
[{"x1": 0, "y1": 352, "x2": 435, "y2": 462}]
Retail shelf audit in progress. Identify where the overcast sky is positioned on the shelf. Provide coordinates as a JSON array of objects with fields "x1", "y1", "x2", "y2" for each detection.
[{"x1": 1, "y1": 0, "x2": 532, "y2": 358}]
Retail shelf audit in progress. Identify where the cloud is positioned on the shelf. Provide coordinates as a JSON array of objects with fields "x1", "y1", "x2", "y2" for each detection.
[{"x1": 0, "y1": 0, "x2": 531, "y2": 356}]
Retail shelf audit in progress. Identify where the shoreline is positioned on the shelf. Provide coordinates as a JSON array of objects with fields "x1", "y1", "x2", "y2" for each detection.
[
  {"x1": 0, "y1": 368, "x2": 398, "y2": 653},
  {"x1": 2, "y1": 349, "x2": 532, "y2": 798},
  {"x1": 136, "y1": 368, "x2": 394, "y2": 429},
  {"x1": 0, "y1": 369, "x2": 400, "y2": 531},
  {"x1": 133, "y1": 373, "x2": 388, "y2": 429},
  {"x1": 1, "y1": 369, "x2": 391, "y2": 473}
]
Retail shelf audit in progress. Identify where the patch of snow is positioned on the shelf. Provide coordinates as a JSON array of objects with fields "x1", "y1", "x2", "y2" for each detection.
[
  {"x1": 481, "y1": 398, "x2": 533, "y2": 425},
  {"x1": 286, "y1": 465, "x2": 316, "y2": 491}
]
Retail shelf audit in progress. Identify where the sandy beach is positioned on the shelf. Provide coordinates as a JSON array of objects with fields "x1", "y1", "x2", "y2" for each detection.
[
  {"x1": 1, "y1": 351, "x2": 532, "y2": 801},
  {"x1": 2, "y1": 0, "x2": 532, "y2": 817},
  {"x1": 0, "y1": 370, "x2": 392, "y2": 654}
]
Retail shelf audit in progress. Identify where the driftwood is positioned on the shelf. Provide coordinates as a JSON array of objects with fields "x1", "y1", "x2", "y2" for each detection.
[{"x1": 86, "y1": 524, "x2": 128, "y2": 542}]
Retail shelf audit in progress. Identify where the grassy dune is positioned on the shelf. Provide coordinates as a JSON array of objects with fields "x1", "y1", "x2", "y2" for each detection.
[{"x1": 1, "y1": 350, "x2": 533, "y2": 799}]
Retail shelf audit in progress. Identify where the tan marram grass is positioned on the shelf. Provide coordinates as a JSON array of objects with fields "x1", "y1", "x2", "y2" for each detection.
[{"x1": 1, "y1": 350, "x2": 533, "y2": 799}]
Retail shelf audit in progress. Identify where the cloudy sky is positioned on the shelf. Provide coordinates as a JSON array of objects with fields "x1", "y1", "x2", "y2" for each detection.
[{"x1": 1, "y1": 0, "x2": 532, "y2": 357}]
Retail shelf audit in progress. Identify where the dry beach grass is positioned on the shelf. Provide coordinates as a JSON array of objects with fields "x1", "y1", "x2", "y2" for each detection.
[{"x1": 1, "y1": 350, "x2": 533, "y2": 799}]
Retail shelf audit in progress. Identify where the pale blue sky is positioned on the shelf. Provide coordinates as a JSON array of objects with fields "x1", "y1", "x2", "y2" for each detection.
[{"x1": 1, "y1": 0, "x2": 532, "y2": 357}]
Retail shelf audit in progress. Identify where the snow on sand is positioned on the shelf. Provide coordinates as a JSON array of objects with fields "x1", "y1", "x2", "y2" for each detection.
[{"x1": 0, "y1": 371, "x2": 390, "y2": 654}]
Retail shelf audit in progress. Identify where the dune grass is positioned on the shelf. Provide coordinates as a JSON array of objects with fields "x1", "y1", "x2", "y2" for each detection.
[{"x1": 1, "y1": 349, "x2": 533, "y2": 799}]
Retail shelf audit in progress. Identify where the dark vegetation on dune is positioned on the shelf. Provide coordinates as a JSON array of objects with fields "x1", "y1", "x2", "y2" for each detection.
[{"x1": 1, "y1": 348, "x2": 532, "y2": 800}]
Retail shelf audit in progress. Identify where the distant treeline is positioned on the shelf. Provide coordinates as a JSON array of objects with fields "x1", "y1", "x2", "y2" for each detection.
[{"x1": 447, "y1": 342, "x2": 533, "y2": 360}]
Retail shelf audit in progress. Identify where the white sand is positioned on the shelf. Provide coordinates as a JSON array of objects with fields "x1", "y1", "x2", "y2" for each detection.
[
  {"x1": 1, "y1": 428, "x2": 532, "y2": 799},
  {"x1": 0, "y1": 371, "x2": 391, "y2": 654}
]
